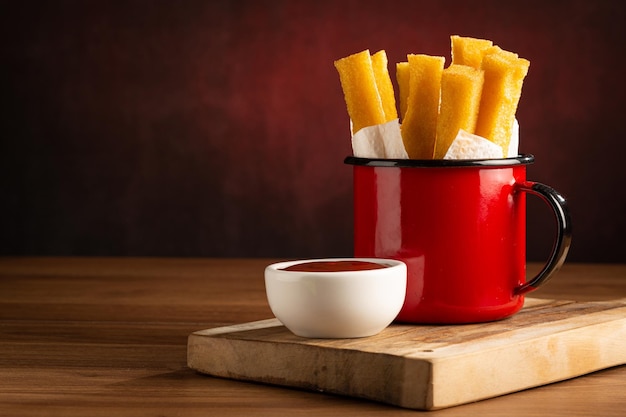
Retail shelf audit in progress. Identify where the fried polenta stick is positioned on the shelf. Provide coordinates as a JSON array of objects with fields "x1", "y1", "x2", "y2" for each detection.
[
  {"x1": 395, "y1": 61, "x2": 410, "y2": 121},
  {"x1": 451, "y1": 35, "x2": 493, "y2": 68},
  {"x1": 434, "y1": 64, "x2": 485, "y2": 159},
  {"x1": 371, "y1": 50, "x2": 398, "y2": 122},
  {"x1": 400, "y1": 54, "x2": 445, "y2": 159},
  {"x1": 334, "y1": 50, "x2": 386, "y2": 134},
  {"x1": 474, "y1": 47, "x2": 530, "y2": 154}
]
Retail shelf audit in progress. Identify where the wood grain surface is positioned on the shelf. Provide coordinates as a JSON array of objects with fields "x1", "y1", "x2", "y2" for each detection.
[{"x1": 1, "y1": 258, "x2": 625, "y2": 416}]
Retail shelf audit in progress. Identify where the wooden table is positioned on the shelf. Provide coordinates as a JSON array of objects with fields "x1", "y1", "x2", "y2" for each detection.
[{"x1": 1, "y1": 258, "x2": 625, "y2": 416}]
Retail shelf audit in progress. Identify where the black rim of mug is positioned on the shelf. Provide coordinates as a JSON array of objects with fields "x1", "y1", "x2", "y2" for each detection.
[{"x1": 344, "y1": 154, "x2": 535, "y2": 168}]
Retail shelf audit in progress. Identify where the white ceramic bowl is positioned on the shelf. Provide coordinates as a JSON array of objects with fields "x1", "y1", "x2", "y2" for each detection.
[{"x1": 264, "y1": 258, "x2": 406, "y2": 338}]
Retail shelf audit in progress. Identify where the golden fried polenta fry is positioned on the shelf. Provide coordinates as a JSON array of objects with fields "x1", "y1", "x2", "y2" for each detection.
[
  {"x1": 334, "y1": 50, "x2": 386, "y2": 134},
  {"x1": 395, "y1": 61, "x2": 410, "y2": 121},
  {"x1": 371, "y1": 50, "x2": 398, "y2": 122},
  {"x1": 400, "y1": 54, "x2": 445, "y2": 159},
  {"x1": 451, "y1": 35, "x2": 494, "y2": 69},
  {"x1": 434, "y1": 64, "x2": 485, "y2": 159},
  {"x1": 474, "y1": 47, "x2": 530, "y2": 154}
]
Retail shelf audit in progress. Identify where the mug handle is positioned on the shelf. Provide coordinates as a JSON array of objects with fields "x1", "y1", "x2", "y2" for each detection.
[{"x1": 514, "y1": 181, "x2": 572, "y2": 295}]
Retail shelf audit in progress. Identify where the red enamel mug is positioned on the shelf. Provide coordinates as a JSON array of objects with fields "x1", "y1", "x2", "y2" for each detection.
[{"x1": 345, "y1": 154, "x2": 572, "y2": 324}]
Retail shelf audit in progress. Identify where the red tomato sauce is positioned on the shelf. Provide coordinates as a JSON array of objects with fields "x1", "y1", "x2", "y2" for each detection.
[{"x1": 280, "y1": 260, "x2": 389, "y2": 272}]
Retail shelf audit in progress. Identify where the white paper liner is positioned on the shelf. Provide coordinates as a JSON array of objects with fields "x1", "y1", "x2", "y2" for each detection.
[
  {"x1": 351, "y1": 119, "x2": 408, "y2": 159},
  {"x1": 351, "y1": 119, "x2": 519, "y2": 159},
  {"x1": 443, "y1": 130, "x2": 503, "y2": 159}
]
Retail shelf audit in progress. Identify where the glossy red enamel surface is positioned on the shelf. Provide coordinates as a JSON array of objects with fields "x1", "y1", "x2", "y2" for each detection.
[{"x1": 352, "y1": 163, "x2": 528, "y2": 323}]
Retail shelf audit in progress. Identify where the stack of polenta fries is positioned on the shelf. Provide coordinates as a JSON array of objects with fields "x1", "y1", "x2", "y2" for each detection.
[{"x1": 334, "y1": 36, "x2": 529, "y2": 159}]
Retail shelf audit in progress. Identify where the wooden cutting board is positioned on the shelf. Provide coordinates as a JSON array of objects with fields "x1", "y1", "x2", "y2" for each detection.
[{"x1": 187, "y1": 298, "x2": 626, "y2": 410}]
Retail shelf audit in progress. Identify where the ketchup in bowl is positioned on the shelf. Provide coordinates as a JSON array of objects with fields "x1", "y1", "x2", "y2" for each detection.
[
  {"x1": 280, "y1": 260, "x2": 389, "y2": 272},
  {"x1": 265, "y1": 258, "x2": 407, "y2": 338}
]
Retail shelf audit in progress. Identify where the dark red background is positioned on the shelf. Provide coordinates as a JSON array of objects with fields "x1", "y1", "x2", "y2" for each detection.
[{"x1": 2, "y1": 0, "x2": 625, "y2": 262}]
